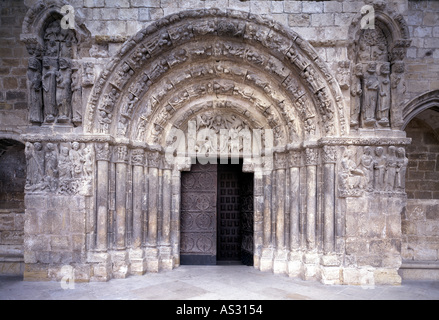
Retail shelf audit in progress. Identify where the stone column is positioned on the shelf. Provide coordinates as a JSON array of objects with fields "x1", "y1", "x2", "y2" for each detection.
[
  {"x1": 130, "y1": 148, "x2": 146, "y2": 275},
  {"x1": 322, "y1": 146, "x2": 336, "y2": 254},
  {"x1": 320, "y1": 146, "x2": 340, "y2": 284},
  {"x1": 95, "y1": 143, "x2": 110, "y2": 251},
  {"x1": 171, "y1": 169, "x2": 181, "y2": 267},
  {"x1": 288, "y1": 150, "x2": 302, "y2": 278},
  {"x1": 90, "y1": 142, "x2": 111, "y2": 281},
  {"x1": 159, "y1": 157, "x2": 173, "y2": 271},
  {"x1": 146, "y1": 150, "x2": 160, "y2": 272},
  {"x1": 114, "y1": 146, "x2": 128, "y2": 249},
  {"x1": 273, "y1": 153, "x2": 287, "y2": 274},
  {"x1": 260, "y1": 160, "x2": 274, "y2": 272},
  {"x1": 304, "y1": 148, "x2": 319, "y2": 279},
  {"x1": 112, "y1": 145, "x2": 129, "y2": 278}
]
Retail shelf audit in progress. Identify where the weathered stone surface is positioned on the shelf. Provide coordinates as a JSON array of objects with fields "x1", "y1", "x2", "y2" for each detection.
[{"x1": 0, "y1": 0, "x2": 437, "y2": 286}]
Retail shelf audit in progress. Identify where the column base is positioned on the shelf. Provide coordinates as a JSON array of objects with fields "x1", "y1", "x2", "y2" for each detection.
[
  {"x1": 273, "y1": 249, "x2": 288, "y2": 275},
  {"x1": 259, "y1": 247, "x2": 274, "y2": 272}
]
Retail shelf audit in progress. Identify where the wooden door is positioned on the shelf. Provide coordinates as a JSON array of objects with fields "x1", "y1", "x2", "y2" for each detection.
[
  {"x1": 217, "y1": 164, "x2": 242, "y2": 262},
  {"x1": 180, "y1": 162, "x2": 217, "y2": 265}
]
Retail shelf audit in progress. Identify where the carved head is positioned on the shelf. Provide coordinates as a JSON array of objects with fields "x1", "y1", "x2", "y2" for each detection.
[
  {"x1": 388, "y1": 146, "x2": 396, "y2": 156},
  {"x1": 72, "y1": 142, "x2": 80, "y2": 151},
  {"x1": 397, "y1": 147, "x2": 406, "y2": 158},
  {"x1": 380, "y1": 63, "x2": 390, "y2": 75},
  {"x1": 375, "y1": 147, "x2": 384, "y2": 157},
  {"x1": 364, "y1": 146, "x2": 371, "y2": 155},
  {"x1": 34, "y1": 142, "x2": 43, "y2": 151}
]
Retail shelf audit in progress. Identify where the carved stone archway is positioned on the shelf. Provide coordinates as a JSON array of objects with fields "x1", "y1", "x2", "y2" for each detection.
[
  {"x1": 82, "y1": 8, "x2": 350, "y2": 282},
  {"x1": 20, "y1": 7, "x2": 412, "y2": 285}
]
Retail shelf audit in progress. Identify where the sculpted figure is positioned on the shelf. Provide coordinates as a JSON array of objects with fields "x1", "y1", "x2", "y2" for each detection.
[
  {"x1": 56, "y1": 58, "x2": 72, "y2": 123},
  {"x1": 360, "y1": 146, "x2": 374, "y2": 191},
  {"x1": 373, "y1": 147, "x2": 387, "y2": 191},
  {"x1": 25, "y1": 142, "x2": 45, "y2": 190},
  {"x1": 42, "y1": 57, "x2": 58, "y2": 123},
  {"x1": 362, "y1": 63, "x2": 379, "y2": 127},
  {"x1": 396, "y1": 147, "x2": 408, "y2": 191},
  {"x1": 44, "y1": 143, "x2": 58, "y2": 192},
  {"x1": 58, "y1": 146, "x2": 72, "y2": 180},
  {"x1": 385, "y1": 146, "x2": 397, "y2": 192},
  {"x1": 28, "y1": 57, "x2": 43, "y2": 124},
  {"x1": 70, "y1": 142, "x2": 83, "y2": 179},
  {"x1": 377, "y1": 63, "x2": 391, "y2": 126},
  {"x1": 350, "y1": 63, "x2": 363, "y2": 127},
  {"x1": 82, "y1": 147, "x2": 93, "y2": 178}
]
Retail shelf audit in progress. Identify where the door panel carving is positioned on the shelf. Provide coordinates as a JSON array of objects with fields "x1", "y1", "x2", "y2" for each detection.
[{"x1": 180, "y1": 162, "x2": 217, "y2": 265}]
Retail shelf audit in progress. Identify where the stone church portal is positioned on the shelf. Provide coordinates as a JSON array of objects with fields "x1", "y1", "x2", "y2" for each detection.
[{"x1": 3, "y1": 0, "x2": 439, "y2": 285}]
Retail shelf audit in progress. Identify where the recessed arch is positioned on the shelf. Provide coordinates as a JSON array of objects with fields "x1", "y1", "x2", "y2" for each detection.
[
  {"x1": 85, "y1": 8, "x2": 346, "y2": 142},
  {"x1": 402, "y1": 90, "x2": 439, "y2": 131}
]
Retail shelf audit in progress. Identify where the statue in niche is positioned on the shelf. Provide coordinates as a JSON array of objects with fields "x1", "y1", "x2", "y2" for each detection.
[
  {"x1": 350, "y1": 63, "x2": 363, "y2": 127},
  {"x1": 396, "y1": 147, "x2": 408, "y2": 191},
  {"x1": 377, "y1": 63, "x2": 391, "y2": 127},
  {"x1": 360, "y1": 146, "x2": 374, "y2": 191},
  {"x1": 25, "y1": 142, "x2": 45, "y2": 191},
  {"x1": 42, "y1": 57, "x2": 58, "y2": 123},
  {"x1": 71, "y1": 64, "x2": 82, "y2": 124},
  {"x1": 385, "y1": 146, "x2": 397, "y2": 192},
  {"x1": 373, "y1": 147, "x2": 387, "y2": 191},
  {"x1": 56, "y1": 58, "x2": 72, "y2": 123},
  {"x1": 44, "y1": 143, "x2": 58, "y2": 192},
  {"x1": 362, "y1": 63, "x2": 379, "y2": 127},
  {"x1": 28, "y1": 57, "x2": 43, "y2": 124},
  {"x1": 355, "y1": 25, "x2": 395, "y2": 129}
]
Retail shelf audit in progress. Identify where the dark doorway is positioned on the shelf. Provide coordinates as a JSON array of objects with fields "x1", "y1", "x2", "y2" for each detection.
[{"x1": 180, "y1": 160, "x2": 253, "y2": 266}]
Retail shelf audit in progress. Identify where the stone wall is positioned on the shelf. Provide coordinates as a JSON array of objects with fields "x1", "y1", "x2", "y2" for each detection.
[
  {"x1": 403, "y1": 119, "x2": 439, "y2": 262},
  {"x1": 0, "y1": 0, "x2": 29, "y2": 129},
  {"x1": 0, "y1": 0, "x2": 438, "y2": 284},
  {"x1": 405, "y1": 0, "x2": 439, "y2": 102}
]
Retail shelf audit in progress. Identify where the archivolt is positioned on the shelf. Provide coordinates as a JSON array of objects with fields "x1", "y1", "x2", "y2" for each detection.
[{"x1": 85, "y1": 9, "x2": 346, "y2": 144}]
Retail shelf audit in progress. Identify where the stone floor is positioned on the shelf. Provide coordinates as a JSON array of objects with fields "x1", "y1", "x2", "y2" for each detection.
[{"x1": 1, "y1": 265, "x2": 439, "y2": 300}]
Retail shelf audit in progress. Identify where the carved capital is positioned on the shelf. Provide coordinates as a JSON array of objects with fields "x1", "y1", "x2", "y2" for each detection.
[
  {"x1": 274, "y1": 152, "x2": 287, "y2": 170},
  {"x1": 131, "y1": 148, "x2": 145, "y2": 166},
  {"x1": 95, "y1": 143, "x2": 111, "y2": 161},
  {"x1": 305, "y1": 148, "x2": 318, "y2": 166},
  {"x1": 288, "y1": 151, "x2": 302, "y2": 167},
  {"x1": 114, "y1": 145, "x2": 128, "y2": 163},
  {"x1": 322, "y1": 145, "x2": 337, "y2": 164},
  {"x1": 147, "y1": 150, "x2": 161, "y2": 168}
]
